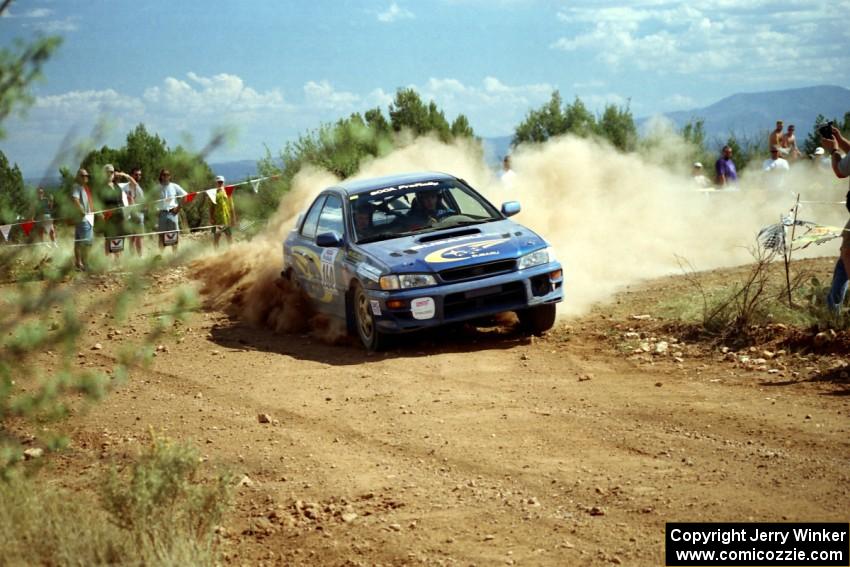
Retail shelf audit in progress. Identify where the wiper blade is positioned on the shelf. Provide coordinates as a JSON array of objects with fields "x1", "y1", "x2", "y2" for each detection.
[{"x1": 446, "y1": 219, "x2": 493, "y2": 226}]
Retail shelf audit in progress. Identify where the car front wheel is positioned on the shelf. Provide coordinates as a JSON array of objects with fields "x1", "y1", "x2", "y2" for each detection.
[
  {"x1": 352, "y1": 282, "x2": 387, "y2": 351},
  {"x1": 517, "y1": 303, "x2": 557, "y2": 336}
]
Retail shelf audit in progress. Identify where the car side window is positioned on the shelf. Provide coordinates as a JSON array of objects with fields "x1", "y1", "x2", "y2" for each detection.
[
  {"x1": 317, "y1": 194, "x2": 343, "y2": 237},
  {"x1": 300, "y1": 196, "x2": 326, "y2": 239}
]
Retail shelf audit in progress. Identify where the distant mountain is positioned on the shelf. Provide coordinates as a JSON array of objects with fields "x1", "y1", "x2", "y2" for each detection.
[{"x1": 646, "y1": 85, "x2": 850, "y2": 143}]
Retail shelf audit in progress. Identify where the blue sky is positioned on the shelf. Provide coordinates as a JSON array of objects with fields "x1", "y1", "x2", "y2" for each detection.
[{"x1": 1, "y1": 0, "x2": 848, "y2": 176}]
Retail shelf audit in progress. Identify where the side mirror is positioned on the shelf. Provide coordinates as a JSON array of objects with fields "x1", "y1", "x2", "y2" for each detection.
[
  {"x1": 316, "y1": 231, "x2": 343, "y2": 248},
  {"x1": 501, "y1": 201, "x2": 521, "y2": 217}
]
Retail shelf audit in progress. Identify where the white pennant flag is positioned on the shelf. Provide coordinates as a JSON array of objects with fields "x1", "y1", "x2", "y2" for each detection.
[
  {"x1": 0, "y1": 224, "x2": 11, "y2": 241},
  {"x1": 205, "y1": 188, "x2": 217, "y2": 204},
  {"x1": 250, "y1": 179, "x2": 261, "y2": 194},
  {"x1": 85, "y1": 213, "x2": 95, "y2": 227}
]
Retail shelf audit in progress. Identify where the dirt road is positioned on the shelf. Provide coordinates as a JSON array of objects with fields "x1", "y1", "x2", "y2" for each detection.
[{"x1": 47, "y1": 262, "x2": 850, "y2": 566}]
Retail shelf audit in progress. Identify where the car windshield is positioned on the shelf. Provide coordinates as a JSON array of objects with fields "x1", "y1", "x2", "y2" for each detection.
[{"x1": 351, "y1": 179, "x2": 501, "y2": 243}]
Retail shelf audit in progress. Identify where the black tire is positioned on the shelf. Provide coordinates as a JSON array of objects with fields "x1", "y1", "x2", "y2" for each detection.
[
  {"x1": 352, "y1": 282, "x2": 387, "y2": 351},
  {"x1": 517, "y1": 303, "x2": 557, "y2": 336}
]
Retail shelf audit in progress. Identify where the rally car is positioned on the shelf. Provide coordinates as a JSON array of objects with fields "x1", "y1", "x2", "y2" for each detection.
[{"x1": 282, "y1": 172, "x2": 563, "y2": 350}]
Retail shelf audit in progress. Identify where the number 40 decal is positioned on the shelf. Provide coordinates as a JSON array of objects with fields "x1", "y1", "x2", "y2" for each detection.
[{"x1": 320, "y1": 248, "x2": 338, "y2": 290}]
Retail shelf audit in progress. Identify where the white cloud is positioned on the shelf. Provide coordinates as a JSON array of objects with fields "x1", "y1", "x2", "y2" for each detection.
[
  {"x1": 303, "y1": 80, "x2": 360, "y2": 110},
  {"x1": 22, "y1": 8, "x2": 53, "y2": 18},
  {"x1": 143, "y1": 72, "x2": 287, "y2": 114},
  {"x1": 35, "y1": 89, "x2": 144, "y2": 115},
  {"x1": 24, "y1": 17, "x2": 78, "y2": 32},
  {"x1": 377, "y1": 2, "x2": 414, "y2": 23},
  {"x1": 550, "y1": 2, "x2": 846, "y2": 85},
  {"x1": 365, "y1": 88, "x2": 394, "y2": 108}
]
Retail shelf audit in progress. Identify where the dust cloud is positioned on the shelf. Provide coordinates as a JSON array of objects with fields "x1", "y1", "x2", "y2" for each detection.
[
  {"x1": 194, "y1": 166, "x2": 347, "y2": 341},
  {"x1": 194, "y1": 132, "x2": 846, "y2": 337}
]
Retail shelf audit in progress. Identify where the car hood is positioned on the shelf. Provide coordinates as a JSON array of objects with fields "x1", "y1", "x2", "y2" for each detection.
[{"x1": 357, "y1": 219, "x2": 549, "y2": 273}]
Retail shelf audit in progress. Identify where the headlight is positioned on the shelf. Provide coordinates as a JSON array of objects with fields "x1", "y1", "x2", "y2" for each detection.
[
  {"x1": 379, "y1": 274, "x2": 437, "y2": 290},
  {"x1": 518, "y1": 247, "x2": 553, "y2": 270}
]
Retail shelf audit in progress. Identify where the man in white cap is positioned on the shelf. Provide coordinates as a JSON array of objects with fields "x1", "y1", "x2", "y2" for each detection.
[
  {"x1": 691, "y1": 162, "x2": 711, "y2": 188},
  {"x1": 813, "y1": 147, "x2": 831, "y2": 171},
  {"x1": 762, "y1": 145, "x2": 790, "y2": 191},
  {"x1": 209, "y1": 175, "x2": 237, "y2": 248}
]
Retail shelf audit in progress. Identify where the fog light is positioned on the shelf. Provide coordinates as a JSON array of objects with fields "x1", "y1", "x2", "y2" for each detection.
[
  {"x1": 549, "y1": 269, "x2": 562, "y2": 280},
  {"x1": 386, "y1": 299, "x2": 406, "y2": 309}
]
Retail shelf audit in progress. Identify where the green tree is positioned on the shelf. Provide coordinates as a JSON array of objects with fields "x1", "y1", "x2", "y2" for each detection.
[
  {"x1": 123, "y1": 123, "x2": 168, "y2": 179},
  {"x1": 563, "y1": 96, "x2": 596, "y2": 138},
  {"x1": 0, "y1": 150, "x2": 28, "y2": 228},
  {"x1": 513, "y1": 90, "x2": 567, "y2": 145},
  {"x1": 681, "y1": 118, "x2": 713, "y2": 168},
  {"x1": 0, "y1": 36, "x2": 62, "y2": 139},
  {"x1": 426, "y1": 100, "x2": 451, "y2": 142},
  {"x1": 450, "y1": 114, "x2": 474, "y2": 139},
  {"x1": 389, "y1": 88, "x2": 431, "y2": 135},
  {"x1": 598, "y1": 102, "x2": 637, "y2": 152},
  {"x1": 513, "y1": 92, "x2": 613, "y2": 146}
]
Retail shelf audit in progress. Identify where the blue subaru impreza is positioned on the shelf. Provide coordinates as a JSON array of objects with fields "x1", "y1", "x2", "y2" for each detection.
[{"x1": 282, "y1": 172, "x2": 563, "y2": 350}]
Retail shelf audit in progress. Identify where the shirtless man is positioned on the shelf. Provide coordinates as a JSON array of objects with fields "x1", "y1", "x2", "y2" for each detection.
[
  {"x1": 781, "y1": 124, "x2": 801, "y2": 160},
  {"x1": 768, "y1": 120, "x2": 784, "y2": 153}
]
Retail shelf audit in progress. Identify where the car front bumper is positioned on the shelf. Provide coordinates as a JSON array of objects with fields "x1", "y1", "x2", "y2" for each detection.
[{"x1": 367, "y1": 262, "x2": 563, "y2": 333}]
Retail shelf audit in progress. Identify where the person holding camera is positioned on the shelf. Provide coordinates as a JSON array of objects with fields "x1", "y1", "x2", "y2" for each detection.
[
  {"x1": 820, "y1": 123, "x2": 850, "y2": 312},
  {"x1": 156, "y1": 168, "x2": 187, "y2": 252}
]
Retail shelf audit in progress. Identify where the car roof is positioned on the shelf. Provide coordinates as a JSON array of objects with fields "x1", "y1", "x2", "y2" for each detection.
[{"x1": 332, "y1": 171, "x2": 457, "y2": 196}]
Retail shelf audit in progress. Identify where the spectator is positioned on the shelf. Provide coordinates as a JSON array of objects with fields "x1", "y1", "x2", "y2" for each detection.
[
  {"x1": 156, "y1": 169, "x2": 187, "y2": 252},
  {"x1": 821, "y1": 125, "x2": 850, "y2": 313},
  {"x1": 691, "y1": 162, "x2": 711, "y2": 188},
  {"x1": 781, "y1": 124, "x2": 801, "y2": 161},
  {"x1": 812, "y1": 147, "x2": 831, "y2": 171},
  {"x1": 762, "y1": 145, "x2": 790, "y2": 190},
  {"x1": 101, "y1": 164, "x2": 126, "y2": 260},
  {"x1": 34, "y1": 186, "x2": 57, "y2": 247},
  {"x1": 71, "y1": 168, "x2": 94, "y2": 271},
  {"x1": 715, "y1": 145, "x2": 738, "y2": 187},
  {"x1": 119, "y1": 166, "x2": 145, "y2": 256},
  {"x1": 209, "y1": 175, "x2": 237, "y2": 248},
  {"x1": 768, "y1": 120, "x2": 784, "y2": 151},
  {"x1": 500, "y1": 155, "x2": 516, "y2": 186}
]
